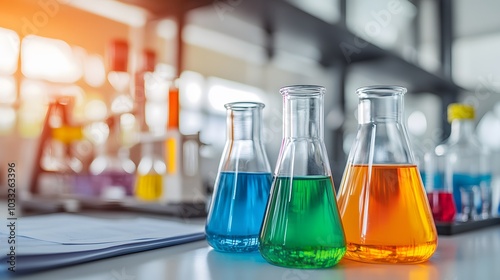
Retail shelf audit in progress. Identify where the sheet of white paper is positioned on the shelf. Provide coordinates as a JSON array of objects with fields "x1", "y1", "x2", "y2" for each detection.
[
  {"x1": 0, "y1": 213, "x2": 203, "y2": 244},
  {"x1": 0, "y1": 213, "x2": 205, "y2": 273},
  {"x1": 0, "y1": 232, "x2": 200, "y2": 255},
  {"x1": 0, "y1": 232, "x2": 205, "y2": 273}
]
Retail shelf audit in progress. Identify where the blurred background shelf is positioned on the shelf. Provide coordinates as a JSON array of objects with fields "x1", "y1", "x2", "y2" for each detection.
[
  {"x1": 21, "y1": 195, "x2": 207, "y2": 218},
  {"x1": 118, "y1": 0, "x2": 462, "y2": 95},
  {"x1": 436, "y1": 217, "x2": 500, "y2": 235},
  {"x1": 112, "y1": 0, "x2": 465, "y2": 184}
]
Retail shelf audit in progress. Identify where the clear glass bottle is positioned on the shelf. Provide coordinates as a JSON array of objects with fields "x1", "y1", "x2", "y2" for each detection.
[
  {"x1": 425, "y1": 147, "x2": 457, "y2": 223},
  {"x1": 205, "y1": 102, "x2": 272, "y2": 252},
  {"x1": 439, "y1": 104, "x2": 492, "y2": 221},
  {"x1": 87, "y1": 118, "x2": 135, "y2": 199},
  {"x1": 39, "y1": 138, "x2": 75, "y2": 195},
  {"x1": 259, "y1": 85, "x2": 346, "y2": 268},
  {"x1": 90, "y1": 147, "x2": 136, "y2": 199},
  {"x1": 108, "y1": 40, "x2": 134, "y2": 115},
  {"x1": 163, "y1": 79, "x2": 183, "y2": 203},
  {"x1": 135, "y1": 141, "x2": 166, "y2": 201},
  {"x1": 337, "y1": 86, "x2": 437, "y2": 264}
]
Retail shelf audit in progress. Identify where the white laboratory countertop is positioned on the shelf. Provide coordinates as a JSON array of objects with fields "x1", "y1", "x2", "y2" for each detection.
[{"x1": 5, "y1": 217, "x2": 500, "y2": 280}]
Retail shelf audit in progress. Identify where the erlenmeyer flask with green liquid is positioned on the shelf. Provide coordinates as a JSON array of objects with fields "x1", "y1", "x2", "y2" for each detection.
[{"x1": 259, "y1": 85, "x2": 346, "y2": 268}]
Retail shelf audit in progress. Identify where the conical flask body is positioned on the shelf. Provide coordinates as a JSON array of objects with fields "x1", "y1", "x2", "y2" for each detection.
[
  {"x1": 259, "y1": 85, "x2": 346, "y2": 268},
  {"x1": 205, "y1": 102, "x2": 272, "y2": 252},
  {"x1": 337, "y1": 86, "x2": 437, "y2": 263}
]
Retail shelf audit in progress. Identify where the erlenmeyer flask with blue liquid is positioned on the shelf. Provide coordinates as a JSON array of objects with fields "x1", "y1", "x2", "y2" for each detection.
[{"x1": 205, "y1": 102, "x2": 272, "y2": 252}]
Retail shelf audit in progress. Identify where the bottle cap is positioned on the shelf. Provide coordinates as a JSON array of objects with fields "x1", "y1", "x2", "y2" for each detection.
[
  {"x1": 107, "y1": 39, "x2": 129, "y2": 72},
  {"x1": 142, "y1": 49, "x2": 156, "y2": 72},
  {"x1": 448, "y1": 103, "x2": 475, "y2": 122}
]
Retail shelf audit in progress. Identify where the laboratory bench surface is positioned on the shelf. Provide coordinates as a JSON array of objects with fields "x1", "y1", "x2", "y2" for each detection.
[{"x1": 4, "y1": 215, "x2": 500, "y2": 280}]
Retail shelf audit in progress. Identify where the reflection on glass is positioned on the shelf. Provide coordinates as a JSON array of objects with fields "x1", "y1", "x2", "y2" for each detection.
[{"x1": 342, "y1": 261, "x2": 439, "y2": 280}]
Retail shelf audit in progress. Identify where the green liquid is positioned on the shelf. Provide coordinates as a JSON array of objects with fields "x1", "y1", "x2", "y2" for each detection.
[{"x1": 259, "y1": 176, "x2": 346, "y2": 268}]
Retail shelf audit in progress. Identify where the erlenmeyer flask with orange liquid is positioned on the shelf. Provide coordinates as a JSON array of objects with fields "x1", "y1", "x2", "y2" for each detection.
[{"x1": 337, "y1": 86, "x2": 437, "y2": 263}]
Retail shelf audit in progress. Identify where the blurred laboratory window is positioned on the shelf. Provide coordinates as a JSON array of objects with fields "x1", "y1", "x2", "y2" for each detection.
[
  {"x1": 21, "y1": 35, "x2": 82, "y2": 83},
  {"x1": 347, "y1": 0, "x2": 418, "y2": 58},
  {"x1": 287, "y1": 0, "x2": 340, "y2": 24},
  {"x1": 453, "y1": 0, "x2": 500, "y2": 127},
  {"x1": 477, "y1": 103, "x2": 500, "y2": 151},
  {"x1": 453, "y1": 34, "x2": 500, "y2": 90},
  {"x1": 206, "y1": 77, "x2": 265, "y2": 115}
]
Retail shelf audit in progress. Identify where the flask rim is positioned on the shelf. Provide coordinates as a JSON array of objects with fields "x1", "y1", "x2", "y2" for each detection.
[
  {"x1": 280, "y1": 85, "x2": 325, "y2": 97},
  {"x1": 224, "y1": 102, "x2": 265, "y2": 110},
  {"x1": 356, "y1": 85, "x2": 407, "y2": 97}
]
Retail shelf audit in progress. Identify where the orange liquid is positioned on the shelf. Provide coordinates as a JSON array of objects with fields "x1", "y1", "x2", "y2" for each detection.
[
  {"x1": 337, "y1": 164, "x2": 437, "y2": 263},
  {"x1": 168, "y1": 86, "x2": 179, "y2": 129}
]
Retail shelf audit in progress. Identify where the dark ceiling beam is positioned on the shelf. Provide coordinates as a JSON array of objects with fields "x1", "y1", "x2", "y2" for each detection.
[{"x1": 117, "y1": 0, "x2": 213, "y2": 18}]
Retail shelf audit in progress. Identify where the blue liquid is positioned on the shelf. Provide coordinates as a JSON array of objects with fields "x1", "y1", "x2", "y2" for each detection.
[
  {"x1": 205, "y1": 172, "x2": 271, "y2": 252},
  {"x1": 453, "y1": 173, "x2": 492, "y2": 220}
]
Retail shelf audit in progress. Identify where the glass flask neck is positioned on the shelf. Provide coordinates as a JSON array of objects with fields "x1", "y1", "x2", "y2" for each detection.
[
  {"x1": 357, "y1": 86, "x2": 406, "y2": 124},
  {"x1": 219, "y1": 102, "x2": 270, "y2": 173},
  {"x1": 449, "y1": 119, "x2": 474, "y2": 142},
  {"x1": 349, "y1": 86, "x2": 414, "y2": 165},
  {"x1": 226, "y1": 102, "x2": 264, "y2": 141},
  {"x1": 275, "y1": 85, "x2": 331, "y2": 177},
  {"x1": 281, "y1": 86, "x2": 325, "y2": 139}
]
